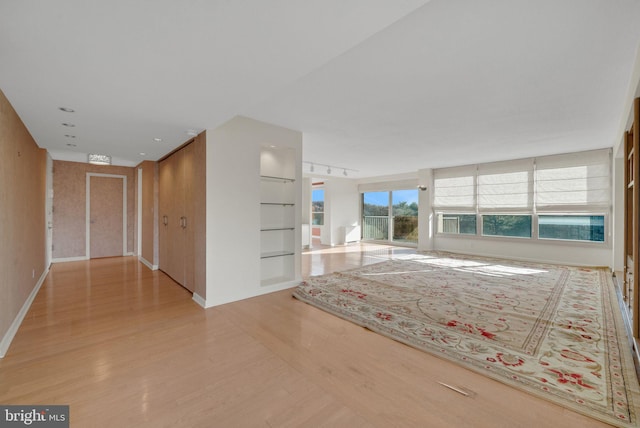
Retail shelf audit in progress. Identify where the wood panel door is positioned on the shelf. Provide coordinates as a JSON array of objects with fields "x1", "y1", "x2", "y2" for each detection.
[
  {"x1": 89, "y1": 176, "x2": 124, "y2": 258},
  {"x1": 181, "y1": 142, "x2": 195, "y2": 291},
  {"x1": 158, "y1": 145, "x2": 195, "y2": 292},
  {"x1": 158, "y1": 156, "x2": 172, "y2": 276},
  {"x1": 159, "y1": 153, "x2": 184, "y2": 285}
]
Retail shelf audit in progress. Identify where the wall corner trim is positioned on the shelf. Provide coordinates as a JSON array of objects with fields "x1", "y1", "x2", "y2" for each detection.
[
  {"x1": 0, "y1": 268, "x2": 49, "y2": 358},
  {"x1": 138, "y1": 256, "x2": 158, "y2": 271},
  {"x1": 192, "y1": 293, "x2": 207, "y2": 308}
]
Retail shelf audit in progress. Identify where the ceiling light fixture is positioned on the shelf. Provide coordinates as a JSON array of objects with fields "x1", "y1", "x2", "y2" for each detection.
[
  {"x1": 153, "y1": 137, "x2": 162, "y2": 142},
  {"x1": 139, "y1": 152, "x2": 146, "y2": 156},
  {"x1": 88, "y1": 153, "x2": 111, "y2": 165},
  {"x1": 62, "y1": 123, "x2": 75, "y2": 127},
  {"x1": 58, "y1": 107, "x2": 75, "y2": 113},
  {"x1": 303, "y1": 161, "x2": 357, "y2": 176}
]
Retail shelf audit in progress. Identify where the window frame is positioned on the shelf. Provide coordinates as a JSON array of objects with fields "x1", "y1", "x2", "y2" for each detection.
[{"x1": 432, "y1": 149, "x2": 611, "y2": 246}]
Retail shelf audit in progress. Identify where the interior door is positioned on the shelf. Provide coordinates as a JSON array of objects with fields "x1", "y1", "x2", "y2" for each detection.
[
  {"x1": 158, "y1": 157, "x2": 172, "y2": 273},
  {"x1": 90, "y1": 175, "x2": 124, "y2": 258},
  {"x1": 181, "y1": 143, "x2": 195, "y2": 292},
  {"x1": 159, "y1": 152, "x2": 186, "y2": 285}
]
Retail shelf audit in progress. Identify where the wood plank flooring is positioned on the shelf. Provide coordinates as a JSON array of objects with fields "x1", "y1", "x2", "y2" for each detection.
[{"x1": 0, "y1": 243, "x2": 615, "y2": 427}]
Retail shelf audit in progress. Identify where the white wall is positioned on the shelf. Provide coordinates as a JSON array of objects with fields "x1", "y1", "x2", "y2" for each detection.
[
  {"x1": 435, "y1": 236, "x2": 611, "y2": 267},
  {"x1": 323, "y1": 178, "x2": 360, "y2": 246},
  {"x1": 417, "y1": 168, "x2": 434, "y2": 252},
  {"x1": 205, "y1": 116, "x2": 302, "y2": 307}
]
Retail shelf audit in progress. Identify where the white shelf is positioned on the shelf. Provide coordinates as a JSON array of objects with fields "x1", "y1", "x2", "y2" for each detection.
[
  {"x1": 260, "y1": 175, "x2": 295, "y2": 183},
  {"x1": 260, "y1": 149, "x2": 298, "y2": 287},
  {"x1": 260, "y1": 250, "x2": 295, "y2": 259}
]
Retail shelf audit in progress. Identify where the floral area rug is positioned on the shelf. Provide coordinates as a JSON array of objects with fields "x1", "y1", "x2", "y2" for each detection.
[{"x1": 293, "y1": 252, "x2": 640, "y2": 427}]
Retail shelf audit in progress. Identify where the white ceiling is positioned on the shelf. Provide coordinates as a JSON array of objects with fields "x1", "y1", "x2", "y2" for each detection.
[{"x1": 2, "y1": 0, "x2": 640, "y2": 178}]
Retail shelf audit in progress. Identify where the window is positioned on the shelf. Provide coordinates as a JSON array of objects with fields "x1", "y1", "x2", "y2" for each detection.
[
  {"x1": 392, "y1": 189, "x2": 419, "y2": 243},
  {"x1": 482, "y1": 215, "x2": 532, "y2": 238},
  {"x1": 312, "y1": 188, "x2": 324, "y2": 226},
  {"x1": 436, "y1": 213, "x2": 477, "y2": 234},
  {"x1": 538, "y1": 215, "x2": 605, "y2": 242},
  {"x1": 432, "y1": 148, "x2": 610, "y2": 243},
  {"x1": 362, "y1": 191, "x2": 389, "y2": 240},
  {"x1": 362, "y1": 189, "x2": 419, "y2": 244}
]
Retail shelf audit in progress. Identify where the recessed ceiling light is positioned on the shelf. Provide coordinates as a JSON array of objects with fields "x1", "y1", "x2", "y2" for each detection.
[
  {"x1": 66, "y1": 143, "x2": 77, "y2": 147},
  {"x1": 64, "y1": 134, "x2": 76, "y2": 138},
  {"x1": 139, "y1": 152, "x2": 146, "y2": 156},
  {"x1": 153, "y1": 137, "x2": 162, "y2": 142},
  {"x1": 58, "y1": 107, "x2": 75, "y2": 113},
  {"x1": 62, "y1": 123, "x2": 75, "y2": 127}
]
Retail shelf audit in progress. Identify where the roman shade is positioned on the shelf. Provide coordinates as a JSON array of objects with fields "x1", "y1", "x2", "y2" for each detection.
[
  {"x1": 535, "y1": 149, "x2": 610, "y2": 212},
  {"x1": 433, "y1": 165, "x2": 476, "y2": 210},
  {"x1": 478, "y1": 158, "x2": 534, "y2": 212}
]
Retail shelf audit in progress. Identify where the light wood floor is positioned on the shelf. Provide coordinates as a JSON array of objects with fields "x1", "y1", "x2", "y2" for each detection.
[{"x1": 0, "y1": 242, "x2": 614, "y2": 427}]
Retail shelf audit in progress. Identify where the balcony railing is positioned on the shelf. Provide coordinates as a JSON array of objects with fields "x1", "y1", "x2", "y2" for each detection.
[
  {"x1": 363, "y1": 216, "x2": 389, "y2": 240},
  {"x1": 363, "y1": 215, "x2": 418, "y2": 243}
]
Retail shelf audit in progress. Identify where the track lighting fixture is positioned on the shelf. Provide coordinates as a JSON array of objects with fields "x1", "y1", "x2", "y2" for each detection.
[{"x1": 303, "y1": 161, "x2": 357, "y2": 177}]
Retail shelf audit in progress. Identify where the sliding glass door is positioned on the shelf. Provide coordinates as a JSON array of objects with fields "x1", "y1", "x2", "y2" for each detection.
[
  {"x1": 362, "y1": 191, "x2": 389, "y2": 240},
  {"x1": 392, "y1": 189, "x2": 419, "y2": 243},
  {"x1": 362, "y1": 189, "x2": 419, "y2": 244}
]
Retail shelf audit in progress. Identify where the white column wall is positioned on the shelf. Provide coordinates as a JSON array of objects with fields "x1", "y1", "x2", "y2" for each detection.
[
  {"x1": 324, "y1": 178, "x2": 360, "y2": 246},
  {"x1": 205, "y1": 116, "x2": 302, "y2": 307},
  {"x1": 417, "y1": 168, "x2": 434, "y2": 252}
]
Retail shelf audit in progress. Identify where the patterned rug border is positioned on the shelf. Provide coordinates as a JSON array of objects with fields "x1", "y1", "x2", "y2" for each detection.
[{"x1": 293, "y1": 252, "x2": 640, "y2": 427}]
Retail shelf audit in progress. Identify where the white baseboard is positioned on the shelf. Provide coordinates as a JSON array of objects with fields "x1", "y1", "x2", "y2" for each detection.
[
  {"x1": 138, "y1": 256, "x2": 158, "y2": 271},
  {"x1": 192, "y1": 293, "x2": 206, "y2": 308},
  {"x1": 51, "y1": 256, "x2": 89, "y2": 263},
  {"x1": 0, "y1": 268, "x2": 49, "y2": 358}
]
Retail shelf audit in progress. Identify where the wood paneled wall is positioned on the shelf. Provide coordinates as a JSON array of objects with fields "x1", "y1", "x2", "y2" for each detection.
[
  {"x1": 0, "y1": 89, "x2": 47, "y2": 350},
  {"x1": 52, "y1": 161, "x2": 135, "y2": 259}
]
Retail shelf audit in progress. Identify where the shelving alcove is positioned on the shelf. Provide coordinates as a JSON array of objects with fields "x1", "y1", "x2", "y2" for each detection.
[{"x1": 259, "y1": 147, "x2": 300, "y2": 288}]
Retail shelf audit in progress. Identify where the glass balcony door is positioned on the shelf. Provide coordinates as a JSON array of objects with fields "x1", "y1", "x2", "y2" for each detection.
[{"x1": 362, "y1": 189, "x2": 419, "y2": 244}]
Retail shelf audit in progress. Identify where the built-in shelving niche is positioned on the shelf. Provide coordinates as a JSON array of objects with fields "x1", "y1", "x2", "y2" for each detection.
[{"x1": 260, "y1": 149, "x2": 297, "y2": 287}]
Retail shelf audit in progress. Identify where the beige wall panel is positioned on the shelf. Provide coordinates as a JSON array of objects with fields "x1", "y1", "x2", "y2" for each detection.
[
  {"x1": 52, "y1": 161, "x2": 135, "y2": 259},
  {"x1": 0, "y1": 89, "x2": 46, "y2": 347}
]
